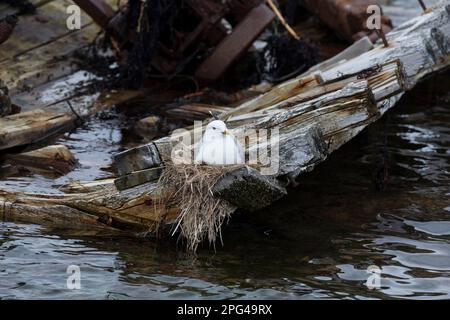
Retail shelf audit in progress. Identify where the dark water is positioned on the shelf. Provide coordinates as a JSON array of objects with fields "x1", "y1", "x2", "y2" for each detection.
[{"x1": 1, "y1": 0, "x2": 449, "y2": 300}]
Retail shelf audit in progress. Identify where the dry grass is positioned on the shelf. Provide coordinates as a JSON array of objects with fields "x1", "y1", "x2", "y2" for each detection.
[{"x1": 158, "y1": 164, "x2": 242, "y2": 252}]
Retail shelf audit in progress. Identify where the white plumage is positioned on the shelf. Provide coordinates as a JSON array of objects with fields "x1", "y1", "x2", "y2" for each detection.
[{"x1": 195, "y1": 120, "x2": 244, "y2": 165}]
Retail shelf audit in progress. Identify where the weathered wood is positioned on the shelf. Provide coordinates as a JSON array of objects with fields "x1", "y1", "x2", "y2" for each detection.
[
  {"x1": 277, "y1": 125, "x2": 328, "y2": 178},
  {"x1": 110, "y1": 1, "x2": 450, "y2": 211},
  {"x1": 320, "y1": 5, "x2": 450, "y2": 89},
  {"x1": 112, "y1": 63, "x2": 394, "y2": 178},
  {"x1": 0, "y1": 90, "x2": 142, "y2": 151},
  {"x1": 0, "y1": 181, "x2": 180, "y2": 233},
  {"x1": 306, "y1": 36, "x2": 374, "y2": 74},
  {"x1": 164, "y1": 103, "x2": 231, "y2": 122},
  {"x1": 4, "y1": 144, "x2": 76, "y2": 174},
  {"x1": 0, "y1": 0, "x2": 90, "y2": 62},
  {"x1": 0, "y1": 0, "x2": 129, "y2": 152},
  {"x1": 0, "y1": 23, "x2": 100, "y2": 93},
  {"x1": 1, "y1": 2, "x2": 450, "y2": 239},
  {"x1": 113, "y1": 143, "x2": 162, "y2": 176},
  {"x1": 0, "y1": 0, "x2": 118, "y2": 61},
  {"x1": 114, "y1": 167, "x2": 162, "y2": 191},
  {"x1": 58, "y1": 179, "x2": 115, "y2": 194},
  {"x1": 0, "y1": 109, "x2": 73, "y2": 150}
]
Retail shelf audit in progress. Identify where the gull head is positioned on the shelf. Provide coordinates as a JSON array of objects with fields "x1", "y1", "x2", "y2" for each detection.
[{"x1": 203, "y1": 120, "x2": 230, "y2": 141}]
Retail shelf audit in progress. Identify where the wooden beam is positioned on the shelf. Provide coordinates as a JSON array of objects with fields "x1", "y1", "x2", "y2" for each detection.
[
  {"x1": 3, "y1": 144, "x2": 76, "y2": 174},
  {"x1": 114, "y1": 167, "x2": 162, "y2": 191}
]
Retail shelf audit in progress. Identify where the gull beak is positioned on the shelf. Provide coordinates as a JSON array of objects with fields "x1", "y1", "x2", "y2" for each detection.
[{"x1": 223, "y1": 129, "x2": 231, "y2": 136}]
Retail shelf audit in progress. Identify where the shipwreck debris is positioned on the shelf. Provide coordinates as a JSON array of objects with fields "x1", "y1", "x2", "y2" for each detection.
[
  {"x1": 75, "y1": 0, "x2": 276, "y2": 86},
  {"x1": 3, "y1": 145, "x2": 76, "y2": 175},
  {"x1": 299, "y1": 0, "x2": 393, "y2": 43},
  {"x1": 1, "y1": 1, "x2": 450, "y2": 252}
]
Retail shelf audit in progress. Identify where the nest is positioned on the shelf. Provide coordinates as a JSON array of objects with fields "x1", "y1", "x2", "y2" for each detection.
[{"x1": 158, "y1": 164, "x2": 242, "y2": 252}]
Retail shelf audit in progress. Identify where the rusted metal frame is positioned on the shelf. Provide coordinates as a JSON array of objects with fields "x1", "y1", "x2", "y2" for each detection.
[
  {"x1": 195, "y1": 3, "x2": 275, "y2": 82},
  {"x1": 73, "y1": 0, "x2": 276, "y2": 83}
]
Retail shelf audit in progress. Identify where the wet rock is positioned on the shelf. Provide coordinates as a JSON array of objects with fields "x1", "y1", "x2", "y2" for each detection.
[{"x1": 135, "y1": 115, "x2": 162, "y2": 136}]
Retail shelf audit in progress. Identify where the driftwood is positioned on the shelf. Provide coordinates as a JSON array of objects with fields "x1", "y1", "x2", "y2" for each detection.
[
  {"x1": 0, "y1": 90, "x2": 141, "y2": 151},
  {"x1": 3, "y1": 144, "x2": 76, "y2": 174},
  {"x1": 0, "y1": 0, "x2": 130, "y2": 151},
  {"x1": 1, "y1": 2, "x2": 450, "y2": 238}
]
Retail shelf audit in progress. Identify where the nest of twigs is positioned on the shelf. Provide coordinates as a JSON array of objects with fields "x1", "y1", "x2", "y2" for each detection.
[{"x1": 158, "y1": 163, "x2": 243, "y2": 252}]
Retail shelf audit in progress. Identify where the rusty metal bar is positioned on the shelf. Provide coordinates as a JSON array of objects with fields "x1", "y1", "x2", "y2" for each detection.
[{"x1": 195, "y1": 3, "x2": 275, "y2": 83}]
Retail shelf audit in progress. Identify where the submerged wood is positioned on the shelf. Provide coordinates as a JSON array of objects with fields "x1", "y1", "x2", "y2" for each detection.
[
  {"x1": 0, "y1": 90, "x2": 142, "y2": 151},
  {"x1": 3, "y1": 144, "x2": 76, "y2": 174},
  {"x1": 1, "y1": 2, "x2": 450, "y2": 236}
]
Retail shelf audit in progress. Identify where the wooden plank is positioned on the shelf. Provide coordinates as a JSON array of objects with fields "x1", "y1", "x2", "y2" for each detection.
[
  {"x1": 58, "y1": 178, "x2": 115, "y2": 193},
  {"x1": 0, "y1": 89, "x2": 143, "y2": 151},
  {"x1": 306, "y1": 36, "x2": 374, "y2": 75},
  {"x1": 164, "y1": 103, "x2": 231, "y2": 122},
  {"x1": 114, "y1": 167, "x2": 162, "y2": 191},
  {"x1": 0, "y1": 177, "x2": 177, "y2": 233},
  {"x1": 0, "y1": 109, "x2": 73, "y2": 150},
  {"x1": 277, "y1": 125, "x2": 328, "y2": 177},
  {"x1": 11, "y1": 70, "x2": 100, "y2": 111},
  {"x1": 113, "y1": 143, "x2": 162, "y2": 176},
  {"x1": 3, "y1": 144, "x2": 76, "y2": 174},
  {"x1": 0, "y1": 0, "x2": 94, "y2": 61},
  {"x1": 321, "y1": 6, "x2": 450, "y2": 89},
  {"x1": 0, "y1": 23, "x2": 99, "y2": 91},
  {"x1": 0, "y1": 0, "x2": 118, "y2": 61}
]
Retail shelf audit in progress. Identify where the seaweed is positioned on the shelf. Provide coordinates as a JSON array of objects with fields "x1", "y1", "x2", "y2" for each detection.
[
  {"x1": 158, "y1": 164, "x2": 239, "y2": 252},
  {"x1": 0, "y1": 0, "x2": 36, "y2": 15},
  {"x1": 118, "y1": 0, "x2": 181, "y2": 89},
  {"x1": 263, "y1": 35, "x2": 321, "y2": 83}
]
